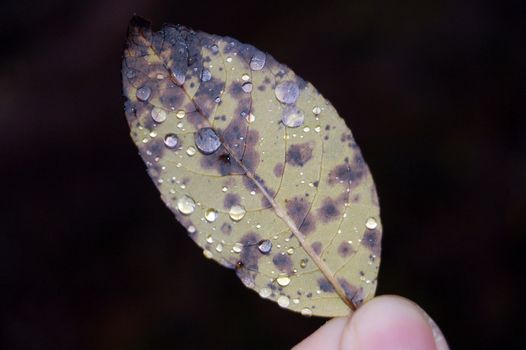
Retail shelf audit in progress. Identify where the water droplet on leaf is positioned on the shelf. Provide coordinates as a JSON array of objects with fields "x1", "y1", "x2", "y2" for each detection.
[
  {"x1": 186, "y1": 146, "x2": 196, "y2": 156},
  {"x1": 177, "y1": 196, "x2": 195, "y2": 215},
  {"x1": 151, "y1": 107, "x2": 167, "y2": 123},
  {"x1": 229, "y1": 205, "x2": 246, "y2": 221},
  {"x1": 163, "y1": 134, "x2": 179, "y2": 148},
  {"x1": 301, "y1": 308, "x2": 312, "y2": 317},
  {"x1": 205, "y1": 208, "x2": 218, "y2": 222},
  {"x1": 259, "y1": 287, "x2": 271, "y2": 298},
  {"x1": 250, "y1": 50, "x2": 266, "y2": 70},
  {"x1": 277, "y1": 276, "x2": 291, "y2": 287},
  {"x1": 136, "y1": 86, "x2": 151, "y2": 101},
  {"x1": 281, "y1": 106, "x2": 304, "y2": 128},
  {"x1": 195, "y1": 127, "x2": 222, "y2": 155},
  {"x1": 242, "y1": 82, "x2": 253, "y2": 93},
  {"x1": 366, "y1": 217, "x2": 378, "y2": 229},
  {"x1": 277, "y1": 295, "x2": 290, "y2": 308},
  {"x1": 275, "y1": 81, "x2": 299, "y2": 104},
  {"x1": 176, "y1": 110, "x2": 186, "y2": 119},
  {"x1": 201, "y1": 69, "x2": 212, "y2": 82},
  {"x1": 257, "y1": 239, "x2": 272, "y2": 254}
]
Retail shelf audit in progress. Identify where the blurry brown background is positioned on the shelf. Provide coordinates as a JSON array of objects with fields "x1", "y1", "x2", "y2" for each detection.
[{"x1": 1, "y1": 0, "x2": 525, "y2": 349}]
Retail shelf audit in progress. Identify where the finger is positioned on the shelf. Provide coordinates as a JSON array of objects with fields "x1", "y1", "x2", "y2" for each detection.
[
  {"x1": 292, "y1": 317, "x2": 347, "y2": 350},
  {"x1": 340, "y1": 295, "x2": 449, "y2": 350}
]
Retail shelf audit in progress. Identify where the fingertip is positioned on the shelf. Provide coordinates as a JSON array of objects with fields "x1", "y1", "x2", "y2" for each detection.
[
  {"x1": 340, "y1": 295, "x2": 448, "y2": 350},
  {"x1": 292, "y1": 317, "x2": 347, "y2": 350}
]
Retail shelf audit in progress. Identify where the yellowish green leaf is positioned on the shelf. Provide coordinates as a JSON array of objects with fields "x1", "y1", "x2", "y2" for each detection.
[{"x1": 122, "y1": 17, "x2": 382, "y2": 317}]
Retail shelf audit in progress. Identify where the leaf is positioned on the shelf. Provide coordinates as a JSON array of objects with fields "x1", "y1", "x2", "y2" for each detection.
[{"x1": 122, "y1": 17, "x2": 382, "y2": 317}]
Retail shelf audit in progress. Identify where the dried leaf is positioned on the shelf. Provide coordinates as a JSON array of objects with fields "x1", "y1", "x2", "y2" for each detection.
[{"x1": 122, "y1": 17, "x2": 382, "y2": 317}]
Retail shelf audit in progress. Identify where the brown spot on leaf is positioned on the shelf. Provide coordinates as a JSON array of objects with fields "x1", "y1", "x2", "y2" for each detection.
[
  {"x1": 220, "y1": 223, "x2": 232, "y2": 235},
  {"x1": 311, "y1": 241, "x2": 322, "y2": 255},
  {"x1": 286, "y1": 142, "x2": 314, "y2": 167},
  {"x1": 317, "y1": 197, "x2": 340, "y2": 223},
  {"x1": 337, "y1": 241, "x2": 354, "y2": 257},
  {"x1": 272, "y1": 253, "x2": 293, "y2": 274}
]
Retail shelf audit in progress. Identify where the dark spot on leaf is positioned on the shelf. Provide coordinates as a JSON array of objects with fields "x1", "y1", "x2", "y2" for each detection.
[
  {"x1": 274, "y1": 163, "x2": 284, "y2": 177},
  {"x1": 311, "y1": 241, "x2": 322, "y2": 255},
  {"x1": 318, "y1": 197, "x2": 340, "y2": 223},
  {"x1": 285, "y1": 197, "x2": 309, "y2": 228},
  {"x1": 224, "y1": 193, "x2": 241, "y2": 209},
  {"x1": 194, "y1": 77, "x2": 225, "y2": 118},
  {"x1": 239, "y1": 232, "x2": 262, "y2": 271},
  {"x1": 318, "y1": 278, "x2": 335, "y2": 293},
  {"x1": 272, "y1": 253, "x2": 293, "y2": 274},
  {"x1": 362, "y1": 228, "x2": 381, "y2": 255},
  {"x1": 286, "y1": 142, "x2": 313, "y2": 167},
  {"x1": 299, "y1": 213, "x2": 316, "y2": 235},
  {"x1": 337, "y1": 241, "x2": 354, "y2": 257},
  {"x1": 338, "y1": 278, "x2": 364, "y2": 306},
  {"x1": 221, "y1": 223, "x2": 232, "y2": 235}
]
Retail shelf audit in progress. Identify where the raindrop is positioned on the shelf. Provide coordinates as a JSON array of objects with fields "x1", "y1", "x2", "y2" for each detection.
[
  {"x1": 187, "y1": 225, "x2": 196, "y2": 233},
  {"x1": 221, "y1": 186, "x2": 228, "y2": 192},
  {"x1": 241, "y1": 74, "x2": 250, "y2": 81},
  {"x1": 163, "y1": 134, "x2": 179, "y2": 149},
  {"x1": 276, "y1": 276, "x2": 291, "y2": 287},
  {"x1": 195, "y1": 127, "x2": 222, "y2": 155},
  {"x1": 250, "y1": 50, "x2": 266, "y2": 71},
  {"x1": 277, "y1": 295, "x2": 290, "y2": 308},
  {"x1": 281, "y1": 106, "x2": 305, "y2": 128},
  {"x1": 215, "y1": 243, "x2": 223, "y2": 252},
  {"x1": 245, "y1": 113, "x2": 256, "y2": 123},
  {"x1": 312, "y1": 106, "x2": 321, "y2": 115},
  {"x1": 205, "y1": 208, "x2": 218, "y2": 222},
  {"x1": 176, "y1": 110, "x2": 186, "y2": 119},
  {"x1": 214, "y1": 96, "x2": 221, "y2": 103},
  {"x1": 229, "y1": 205, "x2": 246, "y2": 221},
  {"x1": 242, "y1": 82, "x2": 253, "y2": 93},
  {"x1": 257, "y1": 239, "x2": 272, "y2": 254},
  {"x1": 171, "y1": 69, "x2": 186, "y2": 85},
  {"x1": 125, "y1": 69, "x2": 136, "y2": 79},
  {"x1": 136, "y1": 86, "x2": 151, "y2": 101},
  {"x1": 259, "y1": 287, "x2": 272, "y2": 298},
  {"x1": 203, "y1": 249, "x2": 213, "y2": 259},
  {"x1": 314, "y1": 125, "x2": 321, "y2": 133},
  {"x1": 292, "y1": 298, "x2": 300, "y2": 304},
  {"x1": 275, "y1": 81, "x2": 299, "y2": 104},
  {"x1": 287, "y1": 248, "x2": 295, "y2": 255},
  {"x1": 151, "y1": 107, "x2": 167, "y2": 123},
  {"x1": 365, "y1": 217, "x2": 378, "y2": 229},
  {"x1": 186, "y1": 146, "x2": 196, "y2": 156},
  {"x1": 206, "y1": 234, "x2": 214, "y2": 244},
  {"x1": 201, "y1": 69, "x2": 212, "y2": 82},
  {"x1": 300, "y1": 259, "x2": 308, "y2": 268},
  {"x1": 303, "y1": 127, "x2": 310, "y2": 133},
  {"x1": 177, "y1": 196, "x2": 195, "y2": 215},
  {"x1": 233, "y1": 242, "x2": 243, "y2": 253},
  {"x1": 210, "y1": 44, "x2": 219, "y2": 53},
  {"x1": 301, "y1": 308, "x2": 313, "y2": 317},
  {"x1": 226, "y1": 57, "x2": 233, "y2": 63},
  {"x1": 177, "y1": 122, "x2": 184, "y2": 129}
]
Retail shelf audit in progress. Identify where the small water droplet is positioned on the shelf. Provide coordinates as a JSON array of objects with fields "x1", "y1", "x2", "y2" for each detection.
[
  {"x1": 366, "y1": 217, "x2": 378, "y2": 229},
  {"x1": 221, "y1": 186, "x2": 228, "y2": 192},
  {"x1": 276, "y1": 276, "x2": 291, "y2": 287},
  {"x1": 171, "y1": 69, "x2": 186, "y2": 85},
  {"x1": 176, "y1": 110, "x2": 186, "y2": 119},
  {"x1": 186, "y1": 146, "x2": 196, "y2": 156},
  {"x1": 312, "y1": 106, "x2": 321, "y2": 115},
  {"x1": 126, "y1": 69, "x2": 136, "y2": 79},
  {"x1": 259, "y1": 287, "x2": 271, "y2": 298},
  {"x1": 303, "y1": 127, "x2": 310, "y2": 133},
  {"x1": 203, "y1": 249, "x2": 213, "y2": 259},
  {"x1": 314, "y1": 125, "x2": 321, "y2": 133},
  {"x1": 257, "y1": 239, "x2": 272, "y2": 254},
  {"x1": 287, "y1": 248, "x2": 295, "y2": 255},
  {"x1": 277, "y1": 295, "x2": 290, "y2": 308},
  {"x1": 163, "y1": 134, "x2": 179, "y2": 148},
  {"x1": 241, "y1": 74, "x2": 250, "y2": 81},
  {"x1": 215, "y1": 243, "x2": 223, "y2": 252},
  {"x1": 245, "y1": 113, "x2": 256, "y2": 123},
  {"x1": 149, "y1": 131, "x2": 157, "y2": 138},
  {"x1": 275, "y1": 81, "x2": 299, "y2": 104},
  {"x1": 233, "y1": 242, "x2": 243, "y2": 253},
  {"x1": 177, "y1": 196, "x2": 195, "y2": 215},
  {"x1": 242, "y1": 82, "x2": 253, "y2": 93},
  {"x1": 301, "y1": 308, "x2": 312, "y2": 317},
  {"x1": 195, "y1": 127, "x2": 222, "y2": 155},
  {"x1": 300, "y1": 259, "x2": 308, "y2": 268},
  {"x1": 188, "y1": 225, "x2": 196, "y2": 233},
  {"x1": 136, "y1": 86, "x2": 151, "y2": 101},
  {"x1": 210, "y1": 44, "x2": 219, "y2": 53},
  {"x1": 250, "y1": 50, "x2": 266, "y2": 71},
  {"x1": 226, "y1": 57, "x2": 233, "y2": 63},
  {"x1": 177, "y1": 122, "x2": 184, "y2": 129},
  {"x1": 215, "y1": 96, "x2": 221, "y2": 103},
  {"x1": 292, "y1": 298, "x2": 300, "y2": 304},
  {"x1": 206, "y1": 234, "x2": 214, "y2": 244},
  {"x1": 205, "y1": 208, "x2": 218, "y2": 222},
  {"x1": 281, "y1": 106, "x2": 305, "y2": 128},
  {"x1": 229, "y1": 205, "x2": 246, "y2": 221},
  {"x1": 201, "y1": 69, "x2": 212, "y2": 82},
  {"x1": 151, "y1": 107, "x2": 167, "y2": 123}
]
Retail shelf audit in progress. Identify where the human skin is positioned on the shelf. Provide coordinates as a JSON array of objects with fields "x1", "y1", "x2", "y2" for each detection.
[{"x1": 293, "y1": 295, "x2": 449, "y2": 350}]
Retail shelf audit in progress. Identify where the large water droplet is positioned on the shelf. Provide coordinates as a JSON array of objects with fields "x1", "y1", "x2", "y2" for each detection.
[
  {"x1": 281, "y1": 106, "x2": 304, "y2": 128},
  {"x1": 301, "y1": 308, "x2": 313, "y2": 317},
  {"x1": 177, "y1": 196, "x2": 195, "y2": 215},
  {"x1": 259, "y1": 287, "x2": 271, "y2": 298},
  {"x1": 201, "y1": 69, "x2": 212, "y2": 82},
  {"x1": 229, "y1": 205, "x2": 246, "y2": 221},
  {"x1": 275, "y1": 81, "x2": 299, "y2": 104},
  {"x1": 277, "y1": 295, "x2": 290, "y2": 308},
  {"x1": 205, "y1": 208, "x2": 218, "y2": 222},
  {"x1": 250, "y1": 50, "x2": 266, "y2": 71},
  {"x1": 195, "y1": 127, "x2": 222, "y2": 155},
  {"x1": 136, "y1": 86, "x2": 151, "y2": 101},
  {"x1": 366, "y1": 217, "x2": 378, "y2": 229},
  {"x1": 151, "y1": 107, "x2": 167, "y2": 123},
  {"x1": 163, "y1": 134, "x2": 179, "y2": 149},
  {"x1": 257, "y1": 239, "x2": 272, "y2": 254},
  {"x1": 276, "y1": 276, "x2": 291, "y2": 287},
  {"x1": 176, "y1": 110, "x2": 186, "y2": 119}
]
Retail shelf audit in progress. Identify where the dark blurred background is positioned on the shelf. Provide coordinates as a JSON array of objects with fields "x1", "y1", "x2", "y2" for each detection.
[{"x1": 1, "y1": 0, "x2": 525, "y2": 349}]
